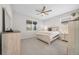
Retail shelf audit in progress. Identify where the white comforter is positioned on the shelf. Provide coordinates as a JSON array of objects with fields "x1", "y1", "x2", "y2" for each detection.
[{"x1": 36, "y1": 31, "x2": 60, "y2": 44}]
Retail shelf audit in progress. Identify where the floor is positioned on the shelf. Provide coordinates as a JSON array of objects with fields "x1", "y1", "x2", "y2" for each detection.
[{"x1": 21, "y1": 37, "x2": 68, "y2": 55}]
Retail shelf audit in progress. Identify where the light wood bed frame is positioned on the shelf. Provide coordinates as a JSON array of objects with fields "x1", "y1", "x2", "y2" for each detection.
[{"x1": 36, "y1": 26, "x2": 60, "y2": 45}]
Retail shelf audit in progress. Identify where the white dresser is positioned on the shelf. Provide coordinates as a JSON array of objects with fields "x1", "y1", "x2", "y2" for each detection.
[{"x1": 2, "y1": 32, "x2": 21, "y2": 55}]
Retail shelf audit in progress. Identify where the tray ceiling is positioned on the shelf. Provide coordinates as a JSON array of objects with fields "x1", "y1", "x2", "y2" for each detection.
[{"x1": 11, "y1": 4, "x2": 79, "y2": 20}]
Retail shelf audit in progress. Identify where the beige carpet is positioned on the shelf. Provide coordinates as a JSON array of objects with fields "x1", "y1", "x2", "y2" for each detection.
[{"x1": 21, "y1": 38, "x2": 68, "y2": 55}]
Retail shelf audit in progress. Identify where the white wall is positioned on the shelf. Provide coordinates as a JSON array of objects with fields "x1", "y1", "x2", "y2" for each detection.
[
  {"x1": 0, "y1": 5, "x2": 2, "y2": 33},
  {"x1": 12, "y1": 12, "x2": 36, "y2": 39},
  {"x1": 37, "y1": 20, "x2": 44, "y2": 31},
  {"x1": 40, "y1": 11, "x2": 73, "y2": 34},
  {"x1": 12, "y1": 12, "x2": 26, "y2": 32},
  {"x1": 42, "y1": 16, "x2": 60, "y2": 27}
]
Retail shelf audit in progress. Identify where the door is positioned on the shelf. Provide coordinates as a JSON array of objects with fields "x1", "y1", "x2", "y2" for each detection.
[
  {"x1": 68, "y1": 21, "x2": 79, "y2": 55},
  {"x1": 74, "y1": 21, "x2": 79, "y2": 54}
]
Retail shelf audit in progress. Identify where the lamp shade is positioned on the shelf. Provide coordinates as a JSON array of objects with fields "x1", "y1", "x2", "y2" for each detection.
[{"x1": 33, "y1": 21, "x2": 37, "y2": 25}]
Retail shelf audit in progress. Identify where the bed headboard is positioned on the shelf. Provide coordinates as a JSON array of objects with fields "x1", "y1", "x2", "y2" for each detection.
[{"x1": 48, "y1": 26, "x2": 59, "y2": 31}]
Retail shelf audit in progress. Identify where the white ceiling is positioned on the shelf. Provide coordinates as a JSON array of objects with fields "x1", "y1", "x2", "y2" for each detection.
[{"x1": 11, "y1": 4, "x2": 79, "y2": 20}]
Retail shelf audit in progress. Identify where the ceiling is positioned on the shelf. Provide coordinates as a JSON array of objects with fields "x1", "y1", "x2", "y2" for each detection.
[{"x1": 11, "y1": 4, "x2": 79, "y2": 20}]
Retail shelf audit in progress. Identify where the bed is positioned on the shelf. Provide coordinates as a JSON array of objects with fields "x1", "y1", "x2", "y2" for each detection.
[{"x1": 36, "y1": 27, "x2": 60, "y2": 45}]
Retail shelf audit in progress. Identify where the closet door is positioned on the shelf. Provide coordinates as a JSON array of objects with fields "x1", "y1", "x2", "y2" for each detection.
[
  {"x1": 68, "y1": 21, "x2": 79, "y2": 55},
  {"x1": 74, "y1": 21, "x2": 79, "y2": 54},
  {"x1": 68, "y1": 21, "x2": 75, "y2": 54}
]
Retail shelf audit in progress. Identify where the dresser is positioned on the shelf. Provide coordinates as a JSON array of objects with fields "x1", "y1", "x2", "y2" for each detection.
[{"x1": 2, "y1": 32, "x2": 21, "y2": 55}]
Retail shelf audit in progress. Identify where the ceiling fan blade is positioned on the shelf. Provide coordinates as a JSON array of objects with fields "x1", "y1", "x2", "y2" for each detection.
[
  {"x1": 42, "y1": 6, "x2": 46, "y2": 11},
  {"x1": 45, "y1": 10, "x2": 52, "y2": 12},
  {"x1": 36, "y1": 10, "x2": 41, "y2": 12},
  {"x1": 36, "y1": 13, "x2": 41, "y2": 15}
]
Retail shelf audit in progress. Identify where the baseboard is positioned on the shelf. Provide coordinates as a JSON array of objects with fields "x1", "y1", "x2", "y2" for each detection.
[{"x1": 22, "y1": 37, "x2": 36, "y2": 40}]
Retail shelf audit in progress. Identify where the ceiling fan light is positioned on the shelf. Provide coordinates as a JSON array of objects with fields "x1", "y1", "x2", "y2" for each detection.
[{"x1": 41, "y1": 13, "x2": 45, "y2": 16}]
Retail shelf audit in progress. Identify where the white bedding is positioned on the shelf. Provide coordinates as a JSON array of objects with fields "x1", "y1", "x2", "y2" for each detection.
[{"x1": 36, "y1": 31, "x2": 60, "y2": 44}]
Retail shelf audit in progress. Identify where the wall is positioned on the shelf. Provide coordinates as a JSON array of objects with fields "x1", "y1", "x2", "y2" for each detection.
[
  {"x1": 37, "y1": 20, "x2": 44, "y2": 31},
  {"x1": 0, "y1": 5, "x2": 2, "y2": 33},
  {"x1": 12, "y1": 12, "x2": 36, "y2": 39},
  {"x1": 40, "y1": 10, "x2": 74, "y2": 34}
]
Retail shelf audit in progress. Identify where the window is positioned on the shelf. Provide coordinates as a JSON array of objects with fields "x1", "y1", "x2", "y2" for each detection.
[{"x1": 26, "y1": 20, "x2": 37, "y2": 31}]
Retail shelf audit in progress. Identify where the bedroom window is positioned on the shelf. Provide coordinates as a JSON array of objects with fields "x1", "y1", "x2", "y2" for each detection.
[{"x1": 26, "y1": 20, "x2": 37, "y2": 31}]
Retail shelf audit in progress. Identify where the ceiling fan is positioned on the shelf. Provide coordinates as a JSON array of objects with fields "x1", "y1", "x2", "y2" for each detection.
[{"x1": 36, "y1": 6, "x2": 52, "y2": 16}]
